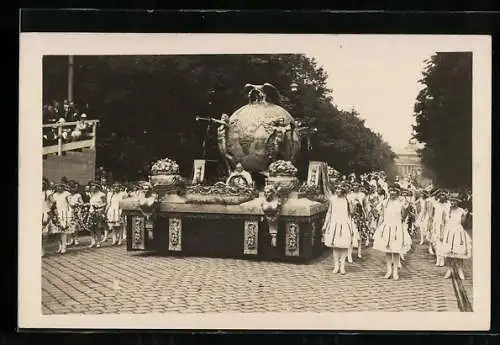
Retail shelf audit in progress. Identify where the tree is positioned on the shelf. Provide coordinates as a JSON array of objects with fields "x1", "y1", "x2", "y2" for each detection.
[
  {"x1": 43, "y1": 54, "x2": 395, "y2": 181},
  {"x1": 412, "y1": 52, "x2": 472, "y2": 188}
]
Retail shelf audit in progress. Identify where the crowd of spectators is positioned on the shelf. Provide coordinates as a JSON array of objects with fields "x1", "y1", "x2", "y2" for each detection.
[{"x1": 43, "y1": 100, "x2": 95, "y2": 146}]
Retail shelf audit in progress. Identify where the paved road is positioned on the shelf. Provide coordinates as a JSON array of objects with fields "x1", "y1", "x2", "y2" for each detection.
[{"x1": 42, "y1": 235, "x2": 472, "y2": 314}]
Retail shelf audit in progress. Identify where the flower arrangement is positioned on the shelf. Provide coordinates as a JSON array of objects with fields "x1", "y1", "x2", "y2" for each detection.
[
  {"x1": 150, "y1": 158, "x2": 180, "y2": 176},
  {"x1": 298, "y1": 182, "x2": 326, "y2": 203},
  {"x1": 268, "y1": 160, "x2": 298, "y2": 177}
]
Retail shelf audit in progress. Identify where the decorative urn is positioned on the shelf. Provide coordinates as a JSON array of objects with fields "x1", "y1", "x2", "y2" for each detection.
[
  {"x1": 266, "y1": 160, "x2": 299, "y2": 196},
  {"x1": 149, "y1": 158, "x2": 185, "y2": 196}
]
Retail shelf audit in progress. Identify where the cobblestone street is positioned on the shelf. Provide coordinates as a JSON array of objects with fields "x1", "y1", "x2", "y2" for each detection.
[{"x1": 42, "y1": 235, "x2": 473, "y2": 314}]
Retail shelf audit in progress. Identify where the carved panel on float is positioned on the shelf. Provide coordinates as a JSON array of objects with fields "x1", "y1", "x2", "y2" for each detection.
[
  {"x1": 168, "y1": 217, "x2": 183, "y2": 251},
  {"x1": 285, "y1": 222, "x2": 300, "y2": 256},
  {"x1": 131, "y1": 216, "x2": 146, "y2": 250},
  {"x1": 243, "y1": 220, "x2": 259, "y2": 255}
]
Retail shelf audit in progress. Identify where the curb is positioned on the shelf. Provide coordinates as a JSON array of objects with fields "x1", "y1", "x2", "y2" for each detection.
[{"x1": 451, "y1": 261, "x2": 473, "y2": 312}]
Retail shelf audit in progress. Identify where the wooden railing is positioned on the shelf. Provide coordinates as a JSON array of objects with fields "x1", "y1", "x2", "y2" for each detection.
[{"x1": 43, "y1": 120, "x2": 99, "y2": 156}]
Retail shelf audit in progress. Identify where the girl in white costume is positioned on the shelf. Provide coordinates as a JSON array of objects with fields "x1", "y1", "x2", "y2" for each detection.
[
  {"x1": 42, "y1": 179, "x2": 55, "y2": 257},
  {"x1": 50, "y1": 182, "x2": 74, "y2": 254},
  {"x1": 373, "y1": 185, "x2": 412, "y2": 280},
  {"x1": 88, "y1": 183, "x2": 107, "y2": 248},
  {"x1": 322, "y1": 183, "x2": 354, "y2": 275},
  {"x1": 425, "y1": 190, "x2": 438, "y2": 255},
  {"x1": 431, "y1": 191, "x2": 448, "y2": 267},
  {"x1": 347, "y1": 182, "x2": 367, "y2": 260},
  {"x1": 67, "y1": 182, "x2": 84, "y2": 247},
  {"x1": 415, "y1": 190, "x2": 428, "y2": 245},
  {"x1": 441, "y1": 193, "x2": 472, "y2": 280},
  {"x1": 106, "y1": 182, "x2": 128, "y2": 245}
]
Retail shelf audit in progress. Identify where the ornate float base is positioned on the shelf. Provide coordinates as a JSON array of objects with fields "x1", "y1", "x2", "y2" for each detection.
[{"x1": 122, "y1": 194, "x2": 328, "y2": 263}]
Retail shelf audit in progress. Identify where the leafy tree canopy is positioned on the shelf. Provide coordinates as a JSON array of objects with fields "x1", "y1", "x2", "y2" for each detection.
[
  {"x1": 412, "y1": 52, "x2": 472, "y2": 189},
  {"x1": 43, "y1": 54, "x2": 395, "y2": 181}
]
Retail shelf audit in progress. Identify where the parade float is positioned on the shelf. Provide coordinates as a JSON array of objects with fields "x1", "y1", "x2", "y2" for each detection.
[{"x1": 120, "y1": 83, "x2": 331, "y2": 262}]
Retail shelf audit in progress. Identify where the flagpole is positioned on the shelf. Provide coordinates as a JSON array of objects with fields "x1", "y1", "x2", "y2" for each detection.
[{"x1": 68, "y1": 55, "x2": 74, "y2": 102}]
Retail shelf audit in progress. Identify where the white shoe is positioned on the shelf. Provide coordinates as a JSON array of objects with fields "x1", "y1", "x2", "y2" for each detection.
[
  {"x1": 333, "y1": 266, "x2": 339, "y2": 274},
  {"x1": 347, "y1": 256, "x2": 353, "y2": 263},
  {"x1": 384, "y1": 271, "x2": 392, "y2": 279},
  {"x1": 458, "y1": 269, "x2": 465, "y2": 280},
  {"x1": 444, "y1": 269, "x2": 452, "y2": 279}
]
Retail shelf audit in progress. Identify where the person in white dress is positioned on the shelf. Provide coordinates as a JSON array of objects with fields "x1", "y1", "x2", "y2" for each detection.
[
  {"x1": 88, "y1": 182, "x2": 107, "y2": 248},
  {"x1": 106, "y1": 182, "x2": 128, "y2": 245},
  {"x1": 42, "y1": 178, "x2": 55, "y2": 257},
  {"x1": 50, "y1": 182, "x2": 73, "y2": 254},
  {"x1": 322, "y1": 183, "x2": 354, "y2": 275},
  {"x1": 66, "y1": 182, "x2": 84, "y2": 247},
  {"x1": 431, "y1": 191, "x2": 448, "y2": 267},
  {"x1": 425, "y1": 190, "x2": 438, "y2": 255},
  {"x1": 373, "y1": 184, "x2": 412, "y2": 280},
  {"x1": 415, "y1": 190, "x2": 428, "y2": 245},
  {"x1": 347, "y1": 182, "x2": 368, "y2": 260},
  {"x1": 441, "y1": 193, "x2": 472, "y2": 280}
]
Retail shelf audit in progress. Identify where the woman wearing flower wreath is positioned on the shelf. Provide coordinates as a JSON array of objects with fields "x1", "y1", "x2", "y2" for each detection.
[
  {"x1": 66, "y1": 181, "x2": 85, "y2": 247},
  {"x1": 365, "y1": 184, "x2": 381, "y2": 246},
  {"x1": 347, "y1": 181, "x2": 369, "y2": 259},
  {"x1": 430, "y1": 191, "x2": 448, "y2": 267},
  {"x1": 322, "y1": 182, "x2": 354, "y2": 275},
  {"x1": 106, "y1": 182, "x2": 128, "y2": 246},
  {"x1": 42, "y1": 178, "x2": 56, "y2": 257},
  {"x1": 50, "y1": 181, "x2": 74, "y2": 254},
  {"x1": 414, "y1": 190, "x2": 428, "y2": 246},
  {"x1": 372, "y1": 184, "x2": 412, "y2": 280},
  {"x1": 88, "y1": 182, "x2": 107, "y2": 248},
  {"x1": 441, "y1": 193, "x2": 472, "y2": 280}
]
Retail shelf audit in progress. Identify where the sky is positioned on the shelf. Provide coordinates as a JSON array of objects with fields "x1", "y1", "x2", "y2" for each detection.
[{"x1": 303, "y1": 39, "x2": 438, "y2": 151}]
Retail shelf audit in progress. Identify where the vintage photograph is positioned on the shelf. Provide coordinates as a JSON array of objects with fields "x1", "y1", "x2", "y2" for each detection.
[{"x1": 19, "y1": 34, "x2": 491, "y2": 330}]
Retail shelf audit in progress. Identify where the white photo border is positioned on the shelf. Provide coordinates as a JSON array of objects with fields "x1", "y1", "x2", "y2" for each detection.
[{"x1": 19, "y1": 33, "x2": 491, "y2": 330}]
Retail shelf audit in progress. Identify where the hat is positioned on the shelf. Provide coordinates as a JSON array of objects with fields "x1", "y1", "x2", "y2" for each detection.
[
  {"x1": 81, "y1": 113, "x2": 87, "y2": 118},
  {"x1": 430, "y1": 188, "x2": 440, "y2": 196},
  {"x1": 140, "y1": 181, "x2": 153, "y2": 190},
  {"x1": 449, "y1": 192, "x2": 461, "y2": 202},
  {"x1": 53, "y1": 181, "x2": 67, "y2": 189},
  {"x1": 89, "y1": 182, "x2": 101, "y2": 190},
  {"x1": 389, "y1": 184, "x2": 401, "y2": 192}
]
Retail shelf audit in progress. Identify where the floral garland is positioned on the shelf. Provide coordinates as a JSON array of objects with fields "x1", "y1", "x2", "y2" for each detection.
[
  {"x1": 150, "y1": 158, "x2": 180, "y2": 176},
  {"x1": 298, "y1": 182, "x2": 326, "y2": 202},
  {"x1": 186, "y1": 181, "x2": 255, "y2": 197},
  {"x1": 327, "y1": 165, "x2": 340, "y2": 179},
  {"x1": 268, "y1": 160, "x2": 298, "y2": 177}
]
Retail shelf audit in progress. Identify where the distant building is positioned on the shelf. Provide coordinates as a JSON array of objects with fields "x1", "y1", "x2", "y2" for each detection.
[{"x1": 394, "y1": 140, "x2": 422, "y2": 177}]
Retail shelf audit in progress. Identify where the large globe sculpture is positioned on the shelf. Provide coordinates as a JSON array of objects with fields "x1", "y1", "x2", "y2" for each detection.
[{"x1": 226, "y1": 99, "x2": 301, "y2": 173}]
